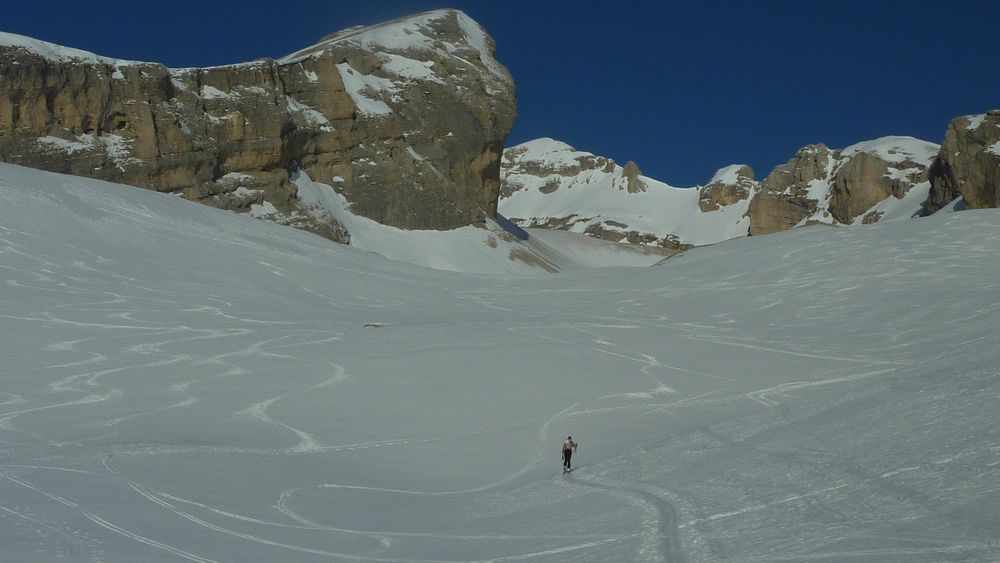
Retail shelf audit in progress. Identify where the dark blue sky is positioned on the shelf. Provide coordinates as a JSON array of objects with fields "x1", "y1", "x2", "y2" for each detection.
[{"x1": 6, "y1": 1, "x2": 998, "y2": 186}]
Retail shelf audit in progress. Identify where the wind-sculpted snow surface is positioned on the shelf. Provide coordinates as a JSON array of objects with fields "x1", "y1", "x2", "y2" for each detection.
[{"x1": 1, "y1": 163, "x2": 999, "y2": 561}]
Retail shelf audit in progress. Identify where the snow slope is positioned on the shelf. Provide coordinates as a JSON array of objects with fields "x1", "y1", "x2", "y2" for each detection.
[
  {"x1": 500, "y1": 138, "x2": 753, "y2": 247},
  {"x1": 2, "y1": 163, "x2": 999, "y2": 561},
  {"x1": 500, "y1": 136, "x2": 942, "y2": 248},
  {"x1": 290, "y1": 170, "x2": 665, "y2": 274}
]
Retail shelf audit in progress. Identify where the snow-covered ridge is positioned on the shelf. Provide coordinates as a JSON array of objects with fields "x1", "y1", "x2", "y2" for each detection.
[
  {"x1": 3, "y1": 10, "x2": 508, "y2": 127},
  {"x1": 2, "y1": 9, "x2": 500, "y2": 80},
  {"x1": 278, "y1": 9, "x2": 510, "y2": 109},
  {"x1": 709, "y1": 164, "x2": 752, "y2": 185},
  {"x1": 0, "y1": 31, "x2": 148, "y2": 65},
  {"x1": 277, "y1": 9, "x2": 504, "y2": 78},
  {"x1": 502, "y1": 135, "x2": 943, "y2": 248},
  {"x1": 500, "y1": 139, "x2": 752, "y2": 247},
  {"x1": 279, "y1": 10, "x2": 456, "y2": 63},
  {"x1": 506, "y1": 138, "x2": 592, "y2": 171},
  {"x1": 838, "y1": 135, "x2": 940, "y2": 166}
]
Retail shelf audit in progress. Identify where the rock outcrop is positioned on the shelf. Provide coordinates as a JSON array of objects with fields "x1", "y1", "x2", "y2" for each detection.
[
  {"x1": 499, "y1": 139, "x2": 750, "y2": 248},
  {"x1": 924, "y1": 111, "x2": 1000, "y2": 214},
  {"x1": 828, "y1": 151, "x2": 918, "y2": 223},
  {"x1": 747, "y1": 137, "x2": 938, "y2": 235},
  {"x1": 501, "y1": 136, "x2": 940, "y2": 249},
  {"x1": 699, "y1": 164, "x2": 756, "y2": 212},
  {"x1": 0, "y1": 10, "x2": 515, "y2": 240},
  {"x1": 747, "y1": 144, "x2": 830, "y2": 236},
  {"x1": 622, "y1": 160, "x2": 647, "y2": 193}
]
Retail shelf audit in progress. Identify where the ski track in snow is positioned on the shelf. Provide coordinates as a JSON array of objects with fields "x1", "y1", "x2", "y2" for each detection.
[
  {"x1": 1, "y1": 260, "x2": 719, "y2": 560},
  {"x1": 2, "y1": 169, "x2": 1000, "y2": 560},
  {"x1": 5, "y1": 273, "x2": 995, "y2": 561},
  {"x1": 566, "y1": 470, "x2": 685, "y2": 562},
  {"x1": 0, "y1": 268, "x2": 647, "y2": 559}
]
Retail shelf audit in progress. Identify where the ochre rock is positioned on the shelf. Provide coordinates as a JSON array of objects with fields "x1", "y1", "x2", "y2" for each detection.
[
  {"x1": 0, "y1": 10, "x2": 516, "y2": 240},
  {"x1": 828, "y1": 151, "x2": 927, "y2": 224},
  {"x1": 699, "y1": 164, "x2": 756, "y2": 212},
  {"x1": 622, "y1": 161, "x2": 647, "y2": 193},
  {"x1": 747, "y1": 145, "x2": 831, "y2": 235},
  {"x1": 924, "y1": 110, "x2": 1000, "y2": 213},
  {"x1": 748, "y1": 138, "x2": 936, "y2": 235}
]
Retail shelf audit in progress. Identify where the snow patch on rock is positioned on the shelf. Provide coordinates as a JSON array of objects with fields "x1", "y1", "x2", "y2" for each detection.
[
  {"x1": 335, "y1": 63, "x2": 394, "y2": 116},
  {"x1": 249, "y1": 200, "x2": 279, "y2": 218},
  {"x1": 709, "y1": 164, "x2": 750, "y2": 185},
  {"x1": 285, "y1": 96, "x2": 334, "y2": 130},
  {"x1": 200, "y1": 85, "x2": 234, "y2": 100},
  {"x1": 378, "y1": 53, "x2": 445, "y2": 84},
  {"x1": 840, "y1": 136, "x2": 940, "y2": 166},
  {"x1": 35, "y1": 133, "x2": 140, "y2": 170},
  {"x1": 36, "y1": 136, "x2": 94, "y2": 154},
  {"x1": 965, "y1": 114, "x2": 987, "y2": 130}
]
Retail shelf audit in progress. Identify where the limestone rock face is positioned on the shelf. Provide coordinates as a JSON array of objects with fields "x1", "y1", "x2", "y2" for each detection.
[
  {"x1": 828, "y1": 147, "x2": 932, "y2": 224},
  {"x1": 699, "y1": 164, "x2": 756, "y2": 212},
  {"x1": 747, "y1": 137, "x2": 938, "y2": 235},
  {"x1": 924, "y1": 111, "x2": 1000, "y2": 214},
  {"x1": 0, "y1": 10, "x2": 515, "y2": 239},
  {"x1": 747, "y1": 144, "x2": 833, "y2": 236}
]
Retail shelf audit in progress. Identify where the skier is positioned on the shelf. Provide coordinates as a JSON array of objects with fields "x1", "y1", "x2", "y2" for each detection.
[{"x1": 562, "y1": 436, "x2": 578, "y2": 473}]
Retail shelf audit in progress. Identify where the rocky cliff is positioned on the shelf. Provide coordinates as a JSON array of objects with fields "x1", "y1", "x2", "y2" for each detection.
[
  {"x1": 699, "y1": 164, "x2": 756, "y2": 212},
  {"x1": 924, "y1": 111, "x2": 1000, "y2": 214},
  {"x1": 0, "y1": 10, "x2": 515, "y2": 240},
  {"x1": 501, "y1": 136, "x2": 940, "y2": 247},
  {"x1": 746, "y1": 137, "x2": 939, "y2": 235}
]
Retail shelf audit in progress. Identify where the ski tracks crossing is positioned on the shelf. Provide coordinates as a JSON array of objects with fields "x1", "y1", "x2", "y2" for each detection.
[{"x1": 565, "y1": 469, "x2": 685, "y2": 562}]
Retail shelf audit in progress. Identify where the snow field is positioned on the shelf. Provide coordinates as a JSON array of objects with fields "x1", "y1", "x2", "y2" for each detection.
[
  {"x1": 1, "y1": 163, "x2": 999, "y2": 561},
  {"x1": 292, "y1": 171, "x2": 666, "y2": 274}
]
